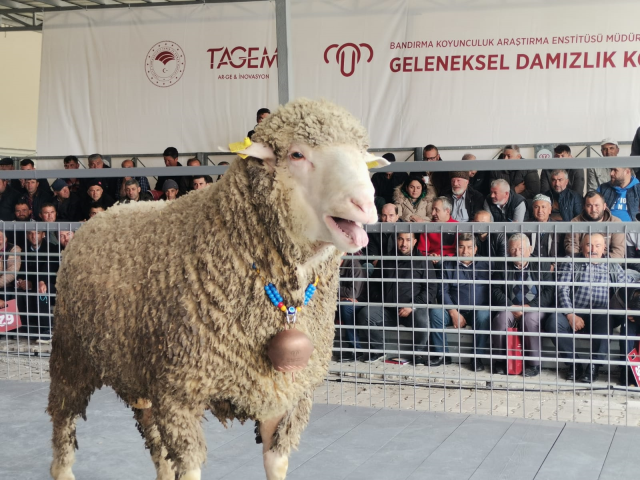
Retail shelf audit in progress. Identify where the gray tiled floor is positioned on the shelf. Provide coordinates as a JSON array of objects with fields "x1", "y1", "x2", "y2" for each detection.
[{"x1": 0, "y1": 380, "x2": 635, "y2": 480}]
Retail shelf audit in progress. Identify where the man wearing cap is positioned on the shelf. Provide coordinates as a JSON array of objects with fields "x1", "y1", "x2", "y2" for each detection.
[
  {"x1": 528, "y1": 194, "x2": 565, "y2": 260},
  {"x1": 161, "y1": 179, "x2": 180, "y2": 201},
  {"x1": 82, "y1": 179, "x2": 115, "y2": 220},
  {"x1": 156, "y1": 147, "x2": 191, "y2": 197},
  {"x1": 587, "y1": 139, "x2": 618, "y2": 192},
  {"x1": 371, "y1": 153, "x2": 409, "y2": 210},
  {"x1": 543, "y1": 169, "x2": 583, "y2": 222},
  {"x1": 82, "y1": 154, "x2": 118, "y2": 199},
  {"x1": 444, "y1": 171, "x2": 484, "y2": 223},
  {"x1": 0, "y1": 178, "x2": 21, "y2": 222},
  {"x1": 51, "y1": 179, "x2": 82, "y2": 222},
  {"x1": 597, "y1": 166, "x2": 640, "y2": 222}
]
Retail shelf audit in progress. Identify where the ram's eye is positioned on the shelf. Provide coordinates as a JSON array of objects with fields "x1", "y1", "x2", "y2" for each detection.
[{"x1": 290, "y1": 152, "x2": 304, "y2": 160}]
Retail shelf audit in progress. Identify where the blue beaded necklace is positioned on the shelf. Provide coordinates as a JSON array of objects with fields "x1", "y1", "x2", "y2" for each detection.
[{"x1": 252, "y1": 263, "x2": 319, "y2": 324}]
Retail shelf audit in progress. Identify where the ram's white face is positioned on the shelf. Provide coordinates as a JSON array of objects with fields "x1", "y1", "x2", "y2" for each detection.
[{"x1": 239, "y1": 141, "x2": 388, "y2": 253}]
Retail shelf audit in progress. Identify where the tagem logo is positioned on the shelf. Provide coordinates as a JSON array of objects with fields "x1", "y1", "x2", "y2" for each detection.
[
  {"x1": 324, "y1": 43, "x2": 373, "y2": 77},
  {"x1": 145, "y1": 41, "x2": 186, "y2": 88}
]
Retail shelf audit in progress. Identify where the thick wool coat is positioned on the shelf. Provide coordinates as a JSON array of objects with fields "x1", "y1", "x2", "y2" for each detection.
[{"x1": 48, "y1": 99, "x2": 372, "y2": 459}]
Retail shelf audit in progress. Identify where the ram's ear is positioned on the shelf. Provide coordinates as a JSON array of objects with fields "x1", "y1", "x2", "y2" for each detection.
[
  {"x1": 365, "y1": 153, "x2": 391, "y2": 169},
  {"x1": 220, "y1": 138, "x2": 276, "y2": 170}
]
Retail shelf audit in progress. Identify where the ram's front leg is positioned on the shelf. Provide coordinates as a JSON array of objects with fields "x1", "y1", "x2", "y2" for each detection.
[{"x1": 260, "y1": 394, "x2": 313, "y2": 480}]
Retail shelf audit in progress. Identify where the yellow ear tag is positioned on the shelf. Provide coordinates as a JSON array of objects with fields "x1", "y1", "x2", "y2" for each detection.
[
  {"x1": 366, "y1": 160, "x2": 382, "y2": 169},
  {"x1": 229, "y1": 137, "x2": 252, "y2": 159}
]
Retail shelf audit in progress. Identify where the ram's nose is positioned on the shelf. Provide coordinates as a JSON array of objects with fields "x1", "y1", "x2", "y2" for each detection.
[{"x1": 350, "y1": 197, "x2": 378, "y2": 225}]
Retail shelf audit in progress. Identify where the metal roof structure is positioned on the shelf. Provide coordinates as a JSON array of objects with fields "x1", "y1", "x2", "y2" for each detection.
[{"x1": 0, "y1": 0, "x2": 258, "y2": 32}]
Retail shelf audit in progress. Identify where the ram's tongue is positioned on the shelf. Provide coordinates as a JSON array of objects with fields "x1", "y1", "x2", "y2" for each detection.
[{"x1": 334, "y1": 218, "x2": 369, "y2": 248}]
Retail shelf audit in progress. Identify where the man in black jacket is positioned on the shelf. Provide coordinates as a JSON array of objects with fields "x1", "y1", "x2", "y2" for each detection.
[
  {"x1": 491, "y1": 233, "x2": 554, "y2": 377},
  {"x1": 544, "y1": 169, "x2": 583, "y2": 222},
  {"x1": 16, "y1": 230, "x2": 59, "y2": 336},
  {"x1": 21, "y1": 179, "x2": 53, "y2": 221},
  {"x1": 157, "y1": 147, "x2": 191, "y2": 196},
  {"x1": 444, "y1": 171, "x2": 484, "y2": 222},
  {"x1": 483, "y1": 179, "x2": 529, "y2": 222},
  {"x1": 472, "y1": 211, "x2": 507, "y2": 264},
  {"x1": 490, "y1": 145, "x2": 540, "y2": 200},
  {"x1": 0, "y1": 179, "x2": 21, "y2": 221},
  {"x1": 51, "y1": 179, "x2": 83, "y2": 222},
  {"x1": 357, "y1": 232, "x2": 437, "y2": 364}
]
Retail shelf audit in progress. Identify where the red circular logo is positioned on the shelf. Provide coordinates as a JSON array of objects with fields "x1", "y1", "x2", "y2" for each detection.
[{"x1": 145, "y1": 41, "x2": 186, "y2": 87}]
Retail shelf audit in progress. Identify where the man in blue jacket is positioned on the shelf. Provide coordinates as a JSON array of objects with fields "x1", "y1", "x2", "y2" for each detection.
[
  {"x1": 598, "y1": 167, "x2": 640, "y2": 222},
  {"x1": 429, "y1": 233, "x2": 490, "y2": 371}
]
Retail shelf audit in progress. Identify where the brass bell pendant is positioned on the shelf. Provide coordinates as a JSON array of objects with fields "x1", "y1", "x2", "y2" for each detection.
[{"x1": 267, "y1": 327, "x2": 314, "y2": 373}]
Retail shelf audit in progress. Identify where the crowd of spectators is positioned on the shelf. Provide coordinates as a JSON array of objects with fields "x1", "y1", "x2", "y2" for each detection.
[
  {"x1": 339, "y1": 140, "x2": 640, "y2": 387},
  {"x1": 0, "y1": 147, "x2": 217, "y2": 339}
]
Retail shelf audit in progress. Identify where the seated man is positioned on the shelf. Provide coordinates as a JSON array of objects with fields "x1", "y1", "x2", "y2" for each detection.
[
  {"x1": 192, "y1": 175, "x2": 213, "y2": 190},
  {"x1": 472, "y1": 210, "x2": 506, "y2": 264},
  {"x1": 116, "y1": 159, "x2": 151, "y2": 200},
  {"x1": 88, "y1": 203, "x2": 106, "y2": 219},
  {"x1": 491, "y1": 234, "x2": 554, "y2": 377},
  {"x1": 16, "y1": 229, "x2": 59, "y2": 336},
  {"x1": 565, "y1": 191, "x2": 624, "y2": 258},
  {"x1": 417, "y1": 197, "x2": 458, "y2": 257},
  {"x1": 545, "y1": 234, "x2": 634, "y2": 383},
  {"x1": 483, "y1": 179, "x2": 528, "y2": 222},
  {"x1": 444, "y1": 171, "x2": 484, "y2": 222},
  {"x1": 51, "y1": 179, "x2": 82, "y2": 222},
  {"x1": 356, "y1": 232, "x2": 436, "y2": 364},
  {"x1": 10, "y1": 200, "x2": 35, "y2": 252},
  {"x1": 429, "y1": 233, "x2": 490, "y2": 371},
  {"x1": 82, "y1": 179, "x2": 115, "y2": 220},
  {"x1": 122, "y1": 179, "x2": 154, "y2": 203},
  {"x1": 528, "y1": 194, "x2": 565, "y2": 261},
  {"x1": 544, "y1": 169, "x2": 583, "y2": 221},
  {"x1": 39, "y1": 203, "x2": 59, "y2": 246},
  {"x1": 335, "y1": 256, "x2": 365, "y2": 362}
]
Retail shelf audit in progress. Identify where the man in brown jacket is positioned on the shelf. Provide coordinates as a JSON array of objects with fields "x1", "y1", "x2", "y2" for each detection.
[{"x1": 564, "y1": 191, "x2": 625, "y2": 258}]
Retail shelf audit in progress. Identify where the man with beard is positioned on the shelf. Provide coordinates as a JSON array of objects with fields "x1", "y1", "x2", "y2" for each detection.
[
  {"x1": 587, "y1": 139, "x2": 618, "y2": 192},
  {"x1": 543, "y1": 169, "x2": 583, "y2": 222},
  {"x1": 565, "y1": 192, "x2": 625, "y2": 258},
  {"x1": 598, "y1": 167, "x2": 640, "y2": 222},
  {"x1": 444, "y1": 171, "x2": 484, "y2": 222},
  {"x1": 356, "y1": 232, "x2": 437, "y2": 365}
]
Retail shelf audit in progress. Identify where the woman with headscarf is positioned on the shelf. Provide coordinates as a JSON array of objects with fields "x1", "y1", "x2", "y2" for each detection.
[{"x1": 393, "y1": 175, "x2": 437, "y2": 222}]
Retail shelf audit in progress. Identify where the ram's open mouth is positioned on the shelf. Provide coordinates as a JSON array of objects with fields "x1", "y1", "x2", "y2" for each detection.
[{"x1": 325, "y1": 216, "x2": 369, "y2": 248}]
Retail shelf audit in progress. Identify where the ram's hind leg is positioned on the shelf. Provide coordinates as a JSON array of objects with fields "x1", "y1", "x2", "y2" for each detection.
[
  {"x1": 134, "y1": 407, "x2": 175, "y2": 480},
  {"x1": 47, "y1": 342, "x2": 100, "y2": 480},
  {"x1": 153, "y1": 403, "x2": 206, "y2": 480}
]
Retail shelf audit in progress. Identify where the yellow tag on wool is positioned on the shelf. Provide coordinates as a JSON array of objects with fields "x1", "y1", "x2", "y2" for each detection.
[
  {"x1": 229, "y1": 137, "x2": 253, "y2": 159},
  {"x1": 366, "y1": 160, "x2": 383, "y2": 169}
]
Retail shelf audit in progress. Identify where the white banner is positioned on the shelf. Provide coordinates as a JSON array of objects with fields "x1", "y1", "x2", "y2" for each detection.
[
  {"x1": 38, "y1": 0, "x2": 640, "y2": 155},
  {"x1": 38, "y1": 2, "x2": 278, "y2": 156}
]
